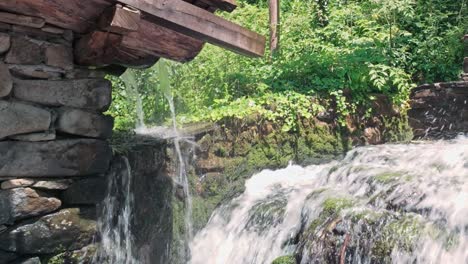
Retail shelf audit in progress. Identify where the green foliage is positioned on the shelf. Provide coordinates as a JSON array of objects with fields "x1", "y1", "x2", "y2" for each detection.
[
  {"x1": 108, "y1": 0, "x2": 466, "y2": 131},
  {"x1": 272, "y1": 255, "x2": 296, "y2": 264}
]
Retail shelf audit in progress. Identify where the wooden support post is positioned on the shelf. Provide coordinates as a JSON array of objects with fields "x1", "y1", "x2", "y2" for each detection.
[
  {"x1": 269, "y1": 0, "x2": 279, "y2": 59},
  {"x1": 117, "y1": 0, "x2": 266, "y2": 57},
  {"x1": 98, "y1": 5, "x2": 141, "y2": 34}
]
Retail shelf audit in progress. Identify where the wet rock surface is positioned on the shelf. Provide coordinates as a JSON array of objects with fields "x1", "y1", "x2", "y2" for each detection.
[{"x1": 57, "y1": 108, "x2": 113, "y2": 139}]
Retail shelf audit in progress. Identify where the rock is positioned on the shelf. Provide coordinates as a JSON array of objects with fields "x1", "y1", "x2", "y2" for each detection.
[
  {"x1": 0, "y1": 139, "x2": 112, "y2": 178},
  {"x1": 42, "y1": 25, "x2": 65, "y2": 34},
  {"x1": 0, "y1": 208, "x2": 97, "y2": 254},
  {"x1": 62, "y1": 177, "x2": 107, "y2": 205},
  {"x1": 0, "y1": 101, "x2": 52, "y2": 139},
  {"x1": 0, "y1": 225, "x2": 5, "y2": 232},
  {"x1": 5, "y1": 36, "x2": 43, "y2": 65},
  {"x1": 0, "y1": 188, "x2": 61, "y2": 225},
  {"x1": 8, "y1": 64, "x2": 64, "y2": 80},
  {"x1": 0, "y1": 12, "x2": 45, "y2": 28},
  {"x1": 45, "y1": 44, "x2": 73, "y2": 70},
  {"x1": 57, "y1": 108, "x2": 114, "y2": 139},
  {"x1": 363, "y1": 127, "x2": 382, "y2": 145},
  {"x1": 0, "y1": 250, "x2": 18, "y2": 263},
  {"x1": 13, "y1": 79, "x2": 112, "y2": 111},
  {"x1": 10, "y1": 130, "x2": 56, "y2": 142},
  {"x1": 12, "y1": 257, "x2": 41, "y2": 264},
  {"x1": 464, "y1": 57, "x2": 468, "y2": 73},
  {"x1": 0, "y1": 62, "x2": 13, "y2": 98},
  {"x1": 47, "y1": 244, "x2": 97, "y2": 264},
  {"x1": 33, "y1": 179, "x2": 72, "y2": 190},
  {"x1": 0, "y1": 32, "x2": 10, "y2": 54},
  {"x1": 1, "y1": 179, "x2": 35, "y2": 189}
]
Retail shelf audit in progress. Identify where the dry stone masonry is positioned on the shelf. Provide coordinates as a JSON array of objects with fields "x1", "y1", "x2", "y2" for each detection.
[{"x1": 0, "y1": 11, "x2": 114, "y2": 263}]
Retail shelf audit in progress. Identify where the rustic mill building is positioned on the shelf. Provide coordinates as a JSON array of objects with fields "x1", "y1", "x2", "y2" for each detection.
[{"x1": 0, "y1": 0, "x2": 265, "y2": 263}]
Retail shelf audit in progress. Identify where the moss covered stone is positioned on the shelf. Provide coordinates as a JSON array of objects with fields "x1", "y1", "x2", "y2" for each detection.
[{"x1": 272, "y1": 255, "x2": 296, "y2": 264}]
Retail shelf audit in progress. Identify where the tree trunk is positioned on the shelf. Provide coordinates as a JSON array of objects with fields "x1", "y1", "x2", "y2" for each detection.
[{"x1": 269, "y1": 0, "x2": 279, "y2": 59}]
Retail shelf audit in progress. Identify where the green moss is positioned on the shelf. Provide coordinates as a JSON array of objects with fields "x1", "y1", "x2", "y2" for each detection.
[
  {"x1": 322, "y1": 197, "x2": 355, "y2": 215},
  {"x1": 271, "y1": 255, "x2": 296, "y2": 264},
  {"x1": 374, "y1": 172, "x2": 403, "y2": 184},
  {"x1": 382, "y1": 116, "x2": 414, "y2": 143}
]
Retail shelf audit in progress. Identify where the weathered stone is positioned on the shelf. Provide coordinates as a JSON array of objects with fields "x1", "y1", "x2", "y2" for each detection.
[
  {"x1": 0, "y1": 225, "x2": 6, "y2": 232},
  {"x1": 42, "y1": 25, "x2": 65, "y2": 34},
  {"x1": 62, "y1": 177, "x2": 107, "y2": 205},
  {"x1": 0, "y1": 22, "x2": 11, "y2": 31},
  {"x1": 57, "y1": 108, "x2": 114, "y2": 138},
  {"x1": 0, "y1": 139, "x2": 112, "y2": 178},
  {"x1": 0, "y1": 188, "x2": 61, "y2": 225},
  {"x1": 0, "y1": 250, "x2": 18, "y2": 263},
  {"x1": 0, "y1": 208, "x2": 97, "y2": 254},
  {"x1": 13, "y1": 257, "x2": 41, "y2": 264},
  {"x1": 0, "y1": 101, "x2": 51, "y2": 139},
  {"x1": 0, "y1": 32, "x2": 10, "y2": 54},
  {"x1": 363, "y1": 127, "x2": 382, "y2": 145},
  {"x1": 1, "y1": 179, "x2": 35, "y2": 189},
  {"x1": 464, "y1": 57, "x2": 468, "y2": 73},
  {"x1": 13, "y1": 79, "x2": 112, "y2": 111},
  {"x1": 10, "y1": 130, "x2": 56, "y2": 142},
  {"x1": 8, "y1": 64, "x2": 64, "y2": 80},
  {"x1": 5, "y1": 36, "x2": 43, "y2": 64},
  {"x1": 33, "y1": 179, "x2": 72, "y2": 190},
  {"x1": 45, "y1": 44, "x2": 73, "y2": 70},
  {"x1": 0, "y1": 62, "x2": 12, "y2": 98},
  {"x1": 65, "y1": 68, "x2": 106, "y2": 79},
  {"x1": 0, "y1": 12, "x2": 45, "y2": 28}
]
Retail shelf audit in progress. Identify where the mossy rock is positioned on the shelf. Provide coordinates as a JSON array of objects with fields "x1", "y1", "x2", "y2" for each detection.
[{"x1": 272, "y1": 255, "x2": 296, "y2": 264}]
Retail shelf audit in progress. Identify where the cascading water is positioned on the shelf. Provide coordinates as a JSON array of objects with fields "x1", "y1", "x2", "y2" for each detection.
[
  {"x1": 189, "y1": 136, "x2": 468, "y2": 264},
  {"x1": 93, "y1": 157, "x2": 137, "y2": 264}
]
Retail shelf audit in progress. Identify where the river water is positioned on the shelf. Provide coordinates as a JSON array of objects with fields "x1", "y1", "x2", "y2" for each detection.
[{"x1": 189, "y1": 136, "x2": 468, "y2": 264}]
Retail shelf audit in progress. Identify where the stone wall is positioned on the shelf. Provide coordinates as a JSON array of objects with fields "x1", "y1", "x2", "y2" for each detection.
[
  {"x1": 0, "y1": 12, "x2": 114, "y2": 264},
  {"x1": 408, "y1": 35, "x2": 468, "y2": 139}
]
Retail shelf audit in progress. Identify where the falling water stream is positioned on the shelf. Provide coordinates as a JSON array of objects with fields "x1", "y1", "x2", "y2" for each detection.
[{"x1": 190, "y1": 136, "x2": 468, "y2": 264}]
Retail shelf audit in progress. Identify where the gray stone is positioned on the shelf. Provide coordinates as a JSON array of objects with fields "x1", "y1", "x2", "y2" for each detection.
[
  {"x1": 0, "y1": 208, "x2": 97, "y2": 254},
  {"x1": 5, "y1": 36, "x2": 43, "y2": 65},
  {"x1": 0, "y1": 188, "x2": 61, "y2": 225},
  {"x1": 0, "y1": 62, "x2": 12, "y2": 98},
  {"x1": 33, "y1": 179, "x2": 72, "y2": 190},
  {"x1": 10, "y1": 130, "x2": 56, "y2": 142},
  {"x1": 65, "y1": 68, "x2": 106, "y2": 79},
  {"x1": 0, "y1": 32, "x2": 10, "y2": 54},
  {"x1": 45, "y1": 43, "x2": 73, "y2": 70},
  {"x1": 464, "y1": 57, "x2": 468, "y2": 73},
  {"x1": 0, "y1": 101, "x2": 52, "y2": 139},
  {"x1": 62, "y1": 177, "x2": 107, "y2": 205},
  {"x1": 13, "y1": 79, "x2": 112, "y2": 111},
  {"x1": 0, "y1": 250, "x2": 18, "y2": 263},
  {"x1": 0, "y1": 139, "x2": 112, "y2": 178},
  {"x1": 8, "y1": 64, "x2": 64, "y2": 80},
  {"x1": 13, "y1": 257, "x2": 41, "y2": 264},
  {"x1": 57, "y1": 108, "x2": 114, "y2": 138},
  {"x1": 1, "y1": 179, "x2": 35, "y2": 189},
  {"x1": 0, "y1": 225, "x2": 5, "y2": 232}
]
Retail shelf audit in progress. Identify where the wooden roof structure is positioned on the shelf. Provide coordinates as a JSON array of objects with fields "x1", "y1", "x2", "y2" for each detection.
[{"x1": 0, "y1": 0, "x2": 266, "y2": 68}]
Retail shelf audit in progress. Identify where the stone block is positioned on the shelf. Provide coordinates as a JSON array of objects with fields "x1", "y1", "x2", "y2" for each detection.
[
  {"x1": 8, "y1": 64, "x2": 64, "y2": 80},
  {"x1": 62, "y1": 177, "x2": 107, "y2": 205},
  {"x1": 0, "y1": 12, "x2": 45, "y2": 28},
  {"x1": 0, "y1": 100, "x2": 51, "y2": 139},
  {"x1": 9, "y1": 130, "x2": 56, "y2": 142},
  {"x1": 464, "y1": 57, "x2": 468, "y2": 73},
  {"x1": 13, "y1": 79, "x2": 112, "y2": 111},
  {"x1": 1, "y1": 179, "x2": 35, "y2": 190},
  {"x1": 33, "y1": 179, "x2": 72, "y2": 190},
  {"x1": 0, "y1": 32, "x2": 10, "y2": 54},
  {"x1": 0, "y1": 139, "x2": 112, "y2": 178},
  {"x1": 65, "y1": 68, "x2": 106, "y2": 79},
  {"x1": 0, "y1": 208, "x2": 96, "y2": 254},
  {"x1": 5, "y1": 36, "x2": 43, "y2": 65},
  {"x1": 0, "y1": 188, "x2": 61, "y2": 225},
  {"x1": 57, "y1": 108, "x2": 114, "y2": 138},
  {"x1": 0, "y1": 62, "x2": 12, "y2": 98},
  {"x1": 45, "y1": 43, "x2": 74, "y2": 70}
]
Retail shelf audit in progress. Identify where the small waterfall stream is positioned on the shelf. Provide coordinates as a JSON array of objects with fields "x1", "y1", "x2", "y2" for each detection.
[{"x1": 189, "y1": 136, "x2": 468, "y2": 264}]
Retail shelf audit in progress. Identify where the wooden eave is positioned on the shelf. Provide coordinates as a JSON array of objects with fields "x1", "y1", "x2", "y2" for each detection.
[{"x1": 0, "y1": 0, "x2": 265, "y2": 68}]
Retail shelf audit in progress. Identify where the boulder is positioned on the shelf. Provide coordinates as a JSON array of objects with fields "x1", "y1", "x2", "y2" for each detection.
[
  {"x1": 1, "y1": 179, "x2": 35, "y2": 189},
  {"x1": 0, "y1": 250, "x2": 18, "y2": 263},
  {"x1": 0, "y1": 62, "x2": 12, "y2": 98},
  {"x1": 62, "y1": 177, "x2": 107, "y2": 205},
  {"x1": 33, "y1": 179, "x2": 72, "y2": 190},
  {"x1": 57, "y1": 108, "x2": 114, "y2": 138},
  {"x1": 0, "y1": 32, "x2": 10, "y2": 54},
  {"x1": 8, "y1": 64, "x2": 63, "y2": 80},
  {"x1": 5, "y1": 36, "x2": 43, "y2": 65},
  {"x1": 10, "y1": 130, "x2": 56, "y2": 142},
  {"x1": 0, "y1": 101, "x2": 51, "y2": 139},
  {"x1": 0, "y1": 208, "x2": 97, "y2": 254},
  {"x1": 0, "y1": 139, "x2": 112, "y2": 178},
  {"x1": 0, "y1": 188, "x2": 61, "y2": 225},
  {"x1": 12, "y1": 257, "x2": 41, "y2": 264},
  {"x1": 13, "y1": 79, "x2": 112, "y2": 111},
  {"x1": 45, "y1": 43, "x2": 73, "y2": 70}
]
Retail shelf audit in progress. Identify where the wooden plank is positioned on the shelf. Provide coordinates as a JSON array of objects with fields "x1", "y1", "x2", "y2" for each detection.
[
  {"x1": 117, "y1": 0, "x2": 265, "y2": 57},
  {"x1": 197, "y1": 0, "x2": 237, "y2": 12},
  {"x1": 98, "y1": 5, "x2": 141, "y2": 34}
]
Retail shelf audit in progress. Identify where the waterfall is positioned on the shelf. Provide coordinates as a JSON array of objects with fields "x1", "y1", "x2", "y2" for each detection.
[
  {"x1": 189, "y1": 136, "x2": 468, "y2": 264},
  {"x1": 93, "y1": 157, "x2": 137, "y2": 264}
]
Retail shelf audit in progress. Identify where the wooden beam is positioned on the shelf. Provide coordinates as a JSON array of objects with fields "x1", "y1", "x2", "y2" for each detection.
[
  {"x1": 98, "y1": 5, "x2": 141, "y2": 34},
  {"x1": 117, "y1": 0, "x2": 266, "y2": 57},
  {"x1": 197, "y1": 0, "x2": 237, "y2": 12}
]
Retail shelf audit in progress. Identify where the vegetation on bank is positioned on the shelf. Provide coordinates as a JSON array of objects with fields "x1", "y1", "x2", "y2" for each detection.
[{"x1": 108, "y1": 0, "x2": 467, "y2": 131}]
